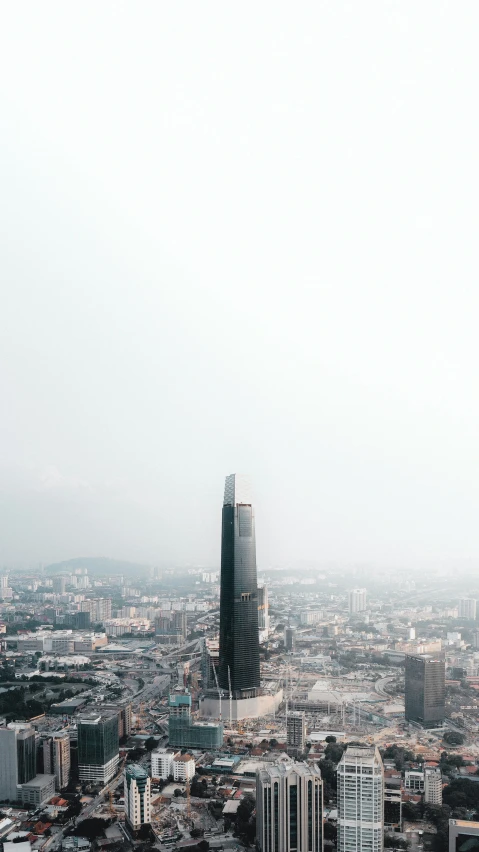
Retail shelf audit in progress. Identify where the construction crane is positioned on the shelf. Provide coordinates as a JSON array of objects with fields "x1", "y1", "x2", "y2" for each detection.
[{"x1": 186, "y1": 776, "x2": 191, "y2": 821}]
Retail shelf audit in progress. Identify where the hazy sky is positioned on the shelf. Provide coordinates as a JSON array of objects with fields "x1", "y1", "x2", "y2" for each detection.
[{"x1": 1, "y1": 2, "x2": 479, "y2": 568}]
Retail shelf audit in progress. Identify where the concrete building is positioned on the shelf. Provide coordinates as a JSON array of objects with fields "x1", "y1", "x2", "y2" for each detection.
[
  {"x1": 337, "y1": 745, "x2": 384, "y2": 852},
  {"x1": 256, "y1": 761, "x2": 323, "y2": 852},
  {"x1": 77, "y1": 714, "x2": 119, "y2": 784},
  {"x1": 151, "y1": 748, "x2": 175, "y2": 780},
  {"x1": 348, "y1": 589, "x2": 367, "y2": 614},
  {"x1": 168, "y1": 693, "x2": 223, "y2": 749},
  {"x1": 458, "y1": 599, "x2": 477, "y2": 620},
  {"x1": 405, "y1": 654, "x2": 445, "y2": 727},
  {"x1": 424, "y1": 766, "x2": 442, "y2": 805},
  {"x1": 20, "y1": 774, "x2": 56, "y2": 807},
  {"x1": 449, "y1": 819, "x2": 479, "y2": 851},
  {"x1": 80, "y1": 598, "x2": 112, "y2": 625},
  {"x1": 404, "y1": 770, "x2": 424, "y2": 792},
  {"x1": 287, "y1": 712, "x2": 306, "y2": 753},
  {"x1": 172, "y1": 753, "x2": 195, "y2": 782},
  {"x1": 124, "y1": 764, "x2": 151, "y2": 831},
  {"x1": 284, "y1": 626, "x2": 296, "y2": 652},
  {"x1": 43, "y1": 733, "x2": 70, "y2": 790}
]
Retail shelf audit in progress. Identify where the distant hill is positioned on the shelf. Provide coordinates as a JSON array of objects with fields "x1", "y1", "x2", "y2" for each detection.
[{"x1": 43, "y1": 556, "x2": 151, "y2": 576}]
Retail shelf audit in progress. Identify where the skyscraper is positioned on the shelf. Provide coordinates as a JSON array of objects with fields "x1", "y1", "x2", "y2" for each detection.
[
  {"x1": 124, "y1": 764, "x2": 151, "y2": 830},
  {"x1": 348, "y1": 589, "x2": 367, "y2": 614},
  {"x1": 43, "y1": 733, "x2": 71, "y2": 790},
  {"x1": 337, "y1": 745, "x2": 384, "y2": 852},
  {"x1": 0, "y1": 723, "x2": 36, "y2": 801},
  {"x1": 256, "y1": 761, "x2": 323, "y2": 852},
  {"x1": 405, "y1": 654, "x2": 445, "y2": 727},
  {"x1": 458, "y1": 598, "x2": 477, "y2": 620},
  {"x1": 219, "y1": 474, "x2": 260, "y2": 698}
]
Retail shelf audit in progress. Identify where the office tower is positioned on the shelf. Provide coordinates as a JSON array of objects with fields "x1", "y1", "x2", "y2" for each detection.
[
  {"x1": 124, "y1": 764, "x2": 151, "y2": 831},
  {"x1": 348, "y1": 589, "x2": 367, "y2": 614},
  {"x1": 256, "y1": 761, "x2": 323, "y2": 852},
  {"x1": 43, "y1": 733, "x2": 70, "y2": 790},
  {"x1": 424, "y1": 766, "x2": 442, "y2": 805},
  {"x1": 337, "y1": 745, "x2": 384, "y2": 852},
  {"x1": 168, "y1": 693, "x2": 223, "y2": 749},
  {"x1": 458, "y1": 598, "x2": 477, "y2": 620},
  {"x1": 287, "y1": 712, "x2": 306, "y2": 754},
  {"x1": 0, "y1": 723, "x2": 36, "y2": 801},
  {"x1": 405, "y1": 654, "x2": 446, "y2": 727},
  {"x1": 284, "y1": 626, "x2": 296, "y2": 652},
  {"x1": 258, "y1": 584, "x2": 270, "y2": 643},
  {"x1": 219, "y1": 474, "x2": 260, "y2": 698},
  {"x1": 77, "y1": 714, "x2": 119, "y2": 783},
  {"x1": 449, "y1": 820, "x2": 479, "y2": 851},
  {"x1": 151, "y1": 748, "x2": 175, "y2": 780}
]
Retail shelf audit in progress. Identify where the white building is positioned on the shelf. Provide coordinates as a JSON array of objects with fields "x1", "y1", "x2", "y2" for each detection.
[
  {"x1": 258, "y1": 584, "x2": 270, "y2": 643},
  {"x1": 424, "y1": 766, "x2": 442, "y2": 805},
  {"x1": 404, "y1": 770, "x2": 424, "y2": 792},
  {"x1": 124, "y1": 764, "x2": 151, "y2": 830},
  {"x1": 348, "y1": 589, "x2": 367, "y2": 614},
  {"x1": 256, "y1": 760, "x2": 323, "y2": 852},
  {"x1": 337, "y1": 745, "x2": 384, "y2": 852},
  {"x1": 458, "y1": 598, "x2": 477, "y2": 620},
  {"x1": 172, "y1": 753, "x2": 195, "y2": 782},
  {"x1": 151, "y1": 748, "x2": 175, "y2": 780}
]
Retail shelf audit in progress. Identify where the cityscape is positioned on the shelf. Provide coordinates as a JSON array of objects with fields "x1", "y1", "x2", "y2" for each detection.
[{"x1": 1, "y1": 475, "x2": 479, "y2": 852}]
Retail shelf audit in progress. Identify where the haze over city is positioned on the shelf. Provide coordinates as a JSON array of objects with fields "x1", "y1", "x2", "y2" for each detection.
[{"x1": 1, "y1": 2, "x2": 479, "y2": 570}]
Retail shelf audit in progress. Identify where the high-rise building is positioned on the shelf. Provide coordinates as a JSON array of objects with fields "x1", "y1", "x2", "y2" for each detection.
[
  {"x1": 449, "y1": 819, "x2": 479, "y2": 851},
  {"x1": 80, "y1": 598, "x2": 112, "y2": 625},
  {"x1": 219, "y1": 474, "x2": 260, "y2": 698},
  {"x1": 348, "y1": 589, "x2": 367, "y2": 614},
  {"x1": 124, "y1": 764, "x2": 151, "y2": 831},
  {"x1": 458, "y1": 599, "x2": 477, "y2": 620},
  {"x1": 384, "y1": 770, "x2": 402, "y2": 830},
  {"x1": 258, "y1": 584, "x2": 270, "y2": 643},
  {"x1": 337, "y1": 745, "x2": 384, "y2": 852},
  {"x1": 284, "y1": 626, "x2": 296, "y2": 652},
  {"x1": 172, "y1": 753, "x2": 195, "y2": 782},
  {"x1": 43, "y1": 733, "x2": 70, "y2": 790},
  {"x1": 168, "y1": 693, "x2": 223, "y2": 749},
  {"x1": 53, "y1": 576, "x2": 67, "y2": 594},
  {"x1": 0, "y1": 723, "x2": 36, "y2": 801},
  {"x1": 424, "y1": 766, "x2": 442, "y2": 805},
  {"x1": 77, "y1": 714, "x2": 119, "y2": 784},
  {"x1": 287, "y1": 712, "x2": 306, "y2": 754},
  {"x1": 405, "y1": 654, "x2": 445, "y2": 727},
  {"x1": 256, "y1": 761, "x2": 323, "y2": 852}
]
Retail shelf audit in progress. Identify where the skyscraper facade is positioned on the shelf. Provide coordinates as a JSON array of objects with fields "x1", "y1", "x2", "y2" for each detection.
[
  {"x1": 43, "y1": 733, "x2": 71, "y2": 790},
  {"x1": 219, "y1": 474, "x2": 260, "y2": 698},
  {"x1": 256, "y1": 761, "x2": 323, "y2": 852},
  {"x1": 337, "y1": 746, "x2": 384, "y2": 852},
  {"x1": 77, "y1": 714, "x2": 119, "y2": 783},
  {"x1": 0, "y1": 724, "x2": 36, "y2": 801},
  {"x1": 405, "y1": 654, "x2": 445, "y2": 727}
]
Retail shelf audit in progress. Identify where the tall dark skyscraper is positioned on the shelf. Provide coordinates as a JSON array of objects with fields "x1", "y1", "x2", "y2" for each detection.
[
  {"x1": 219, "y1": 474, "x2": 261, "y2": 698},
  {"x1": 404, "y1": 653, "x2": 445, "y2": 727}
]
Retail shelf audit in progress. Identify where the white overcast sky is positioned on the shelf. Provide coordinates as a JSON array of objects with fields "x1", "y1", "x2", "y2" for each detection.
[{"x1": 1, "y1": 1, "x2": 479, "y2": 568}]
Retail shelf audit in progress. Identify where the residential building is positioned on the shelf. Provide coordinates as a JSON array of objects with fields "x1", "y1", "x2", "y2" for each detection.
[
  {"x1": 287, "y1": 712, "x2": 306, "y2": 753},
  {"x1": 337, "y1": 745, "x2": 384, "y2": 852},
  {"x1": 43, "y1": 733, "x2": 70, "y2": 790},
  {"x1": 405, "y1": 654, "x2": 445, "y2": 727},
  {"x1": 256, "y1": 760, "x2": 323, "y2": 852},
  {"x1": 151, "y1": 748, "x2": 175, "y2": 780},
  {"x1": 449, "y1": 819, "x2": 479, "y2": 851},
  {"x1": 348, "y1": 589, "x2": 367, "y2": 614},
  {"x1": 218, "y1": 474, "x2": 261, "y2": 698},
  {"x1": 124, "y1": 764, "x2": 151, "y2": 831},
  {"x1": 172, "y1": 753, "x2": 195, "y2": 782},
  {"x1": 77, "y1": 714, "x2": 119, "y2": 784},
  {"x1": 80, "y1": 598, "x2": 112, "y2": 625},
  {"x1": 424, "y1": 767, "x2": 442, "y2": 805},
  {"x1": 458, "y1": 599, "x2": 477, "y2": 620}
]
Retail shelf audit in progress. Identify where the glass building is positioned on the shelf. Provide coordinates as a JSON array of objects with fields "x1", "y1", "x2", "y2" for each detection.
[
  {"x1": 404, "y1": 654, "x2": 445, "y2": 727},
  {"x1": 219, "y1": 474, "x2": 261, "y2": 698},
  {"x1": 168, "y1": 693, "x2": 223, "y2": 749},
  {"x1": 77, "y1": 714, "x2": 119, "y2": 784}
]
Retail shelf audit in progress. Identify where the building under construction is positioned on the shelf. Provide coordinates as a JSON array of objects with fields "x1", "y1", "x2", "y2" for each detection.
[{"x1": 168, "y1": 693, "x2": 223, "y2": 749}]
